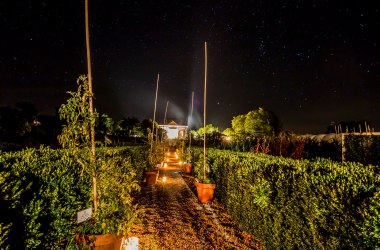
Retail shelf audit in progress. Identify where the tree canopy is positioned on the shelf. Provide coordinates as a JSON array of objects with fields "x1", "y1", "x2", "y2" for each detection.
[
  {"x1": 231, "y1": 115, "x2": 246, "y2": 135},
  {"x1": 224, "y1": 107, "x2": 281, "y2": 137}
]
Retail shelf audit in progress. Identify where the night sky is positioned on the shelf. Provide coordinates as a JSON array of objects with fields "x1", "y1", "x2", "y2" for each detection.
[{"x1": 1, "y1": 1, "x2": 380, "y2": 134}]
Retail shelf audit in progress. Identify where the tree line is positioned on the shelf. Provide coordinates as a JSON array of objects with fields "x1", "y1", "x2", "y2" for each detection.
[{"x1": 0, "y1": 102, "x2": 156, "y2": 151}]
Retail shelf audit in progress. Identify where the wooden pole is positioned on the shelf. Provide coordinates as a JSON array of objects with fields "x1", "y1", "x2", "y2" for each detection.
[
  {"x1": 151, "y1": 74, "x2": 159, "y2": 151},
  {"x1": 203, "y1": 42, "x2": 207, "y2": 181},
  {"x1": 164, "y1": 100, "x2": 169, "y2": 124},
  {"x1": 342, "y1": 133, "x2": 345, "y2": 161},
  {"x1": 189, "y1": 91, "x2": 194, "y2": 151},
  {"x1": 85, "y1": 0, "x2": 97, "y2": 213}
]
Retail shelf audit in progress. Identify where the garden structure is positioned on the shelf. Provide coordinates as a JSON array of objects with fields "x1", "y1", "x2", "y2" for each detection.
[{"x1": 159, "y1": 120, "x2": 188, "y2": 140}]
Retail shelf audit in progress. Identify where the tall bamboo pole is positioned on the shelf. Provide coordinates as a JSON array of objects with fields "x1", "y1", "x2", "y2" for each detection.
[
  {"x1": 164, "y1": 100, "x2": 169, "y2": 124},
  {"x1": 85, "y1": 0, "x2": 97, "y2": 212},
  {"x1": 151, "y1": 74, "x2": 159, "y2": 151},
  {"x1": 189, "y1": 91, "x2": 194, "y2": 151},
  {"x1": 203, "y1": 42, "x2": 207, "y2": 180}
]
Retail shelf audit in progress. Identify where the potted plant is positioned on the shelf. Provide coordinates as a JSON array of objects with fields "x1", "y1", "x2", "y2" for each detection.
[
  {"x1": 194, "y1": 42, "x2": 216, "y2": 203},
  {"x1": 144, "y1": 138, "x2": 164, "y2": 184},
  {"x1": 75, "y1": 151, "x2": 140, "y2": 249},
  {"x1": 59, "y1": 76, "x2": 140, "y2": 249},
  {"x1": 182, "y1": 147, "x2": 193, "y2": 174},
  {"x1": 194, "y1": 154, "x2": 216, "y2": 203}
]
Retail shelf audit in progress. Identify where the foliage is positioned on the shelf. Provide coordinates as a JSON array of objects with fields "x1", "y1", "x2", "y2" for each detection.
[
  {"x1": 362, "y1": 191, "x2": 380, "y2": 248},
  {"x1": 0, "y1": 146, "x2": 146, "y2": 249},
  {"x1": 191, "y1": 124, "x2": 219, "y2": 138},
  {"x1": 191, "y1": 147, "x2": 380, "y2": 249},
  {"x1": 0, "y1": 222, "x2": 11, "y2": 249},
  {"x1": 181, "y1": 147, "x2": 193, "y2": 163},
  {"x1": 75, "y1": 148, "x2": 141, "y2": 235},
  {"x1": 193, "y1": 153, "x2": 215, "y2": 184},
  {"x1": 0, "y1": 102, "x2": 56, "y2": 148},
  {"x1": 0, "y1": 146, "x2": 90, "y2": 249},
  {"x1": 231, "y1": 114, "x2": 246, "y2": 135},
  {"x1": 222, "y1": 127, "x2": 235, "y2": 137},
  {"x1": 244, "y1": 107, "x2": 280, "y2": 136},
  {"x1": 147, "y1": 131, "x2": 165, "y2": 171},
  {"x1": 58, "y1": 75, "x2": 96, "y2": 149},
  {"x1": 96, "y1": 114, "x2": 114, "y2": 146},
  {"x1": 190, "y1": 124, "x2": 222, "y2": 147},
  {"x1": 57, "y1": 75, "x2": 142, "y2": 243},
  {"x1": 302, "y1": 137, "x2": 341, "y2": 161},
  {"x1": 345, "y1": 134, "x2": 380, "y2": 166},
  {"x1": 227, "y1": 108, "x2": 281, "y2": 138}
]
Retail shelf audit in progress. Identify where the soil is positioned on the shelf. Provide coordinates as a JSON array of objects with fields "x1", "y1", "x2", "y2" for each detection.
[{"x1": 129, "y1": 158, "x2": 262, "y2": 250}]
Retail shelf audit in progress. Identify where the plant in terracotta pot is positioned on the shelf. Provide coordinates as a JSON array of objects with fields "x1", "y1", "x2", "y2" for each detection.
[
  {"x1": 181, "y1": 147, "x2": 193, "y2": 174},
  {"x1": 75, "y1": 150, "x2": 141, "y2": 249},
  {"x1": 194, "y1": 154, "x2": 216, "y2": 203},
  {"x1": 144, "y1": 136, "x2": 164, "y2": 184},
  {"x1": 59, "y1": 76, "x2": 141, "y2": 249},
  {"x1": 194, "y1": 41, "x2": 217, "y2": 203}
]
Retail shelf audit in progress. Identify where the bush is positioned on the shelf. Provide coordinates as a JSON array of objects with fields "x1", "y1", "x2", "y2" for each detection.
[
  {"x1": 345, "y1": 134, "x2": 380, "y2": 166},
  {"x1": 0, "y1": 145, "x2": 146, "y2": 249},
  {"x1": 192, "y1": 147, "x2": 380, "y2": 249}
]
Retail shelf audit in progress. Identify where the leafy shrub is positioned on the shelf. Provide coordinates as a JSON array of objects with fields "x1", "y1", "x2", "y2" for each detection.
[
  {"x1": 0, "y1": 145, "x2": 146, "y2": 249},
  {"x1": 345, "y1": 134, "x2": 380, "y2": 166},
  {"x1": 192, "y1": 147, "x2": 380, "y2": 249},
  {"x1": 303, "y1": 138, "x2": 341, "y2": 161}
]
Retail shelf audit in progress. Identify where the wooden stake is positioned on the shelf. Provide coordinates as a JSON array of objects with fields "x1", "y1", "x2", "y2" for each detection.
[
  {"x1": 342, "y1": 133, "x2": 345, "y2": 161},
  {"x1": 151, "y1": 74, "x2": 159, "y2": 151},
  {"x1": 164, "y1": 100, "x2": 169, "y2": 124},
  {"x1": 85, "y1": 0, "x2": 97, "y2": 213},
  {"x1": 189, "y1": 91, "x2": 194, "y2": 151},
  {"x1": 203, "y1": 42, "x2": 207, "y2": 181}
]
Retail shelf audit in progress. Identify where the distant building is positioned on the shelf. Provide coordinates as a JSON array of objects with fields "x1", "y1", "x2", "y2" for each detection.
[{"x1": 159, "y1": 120, "x2": 187, "y2": 140}]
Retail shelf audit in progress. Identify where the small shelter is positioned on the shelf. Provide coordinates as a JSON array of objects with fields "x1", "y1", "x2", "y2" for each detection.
[{"x1": 159, "y1": 120, "x2": 188, "y2": 140}]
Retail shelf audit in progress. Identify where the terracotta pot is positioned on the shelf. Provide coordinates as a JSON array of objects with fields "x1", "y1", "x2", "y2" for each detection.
[
  {"x1": 195, "y1": 181, "x2": 216, "y2": 203},
  {"x1": 145, "y1": 170, "x2": 158, "y2": 184},
  {"x1": 76, "y1": 234, "x2": 123, "y2": 250},
  {"x1": 183, "y1": 163, "x2": 192, "y2": 174}
]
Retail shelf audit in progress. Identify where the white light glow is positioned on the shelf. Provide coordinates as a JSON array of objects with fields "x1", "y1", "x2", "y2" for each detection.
[
  {"x1": 163, "y1": 176, "x2": 167, "y2": 182},
  {"x1": 121, "y1": 236, "x2": 139, "y2": 250},
  {"x1": 167, "y1": 128, "x2": 178, "y2": 139}
]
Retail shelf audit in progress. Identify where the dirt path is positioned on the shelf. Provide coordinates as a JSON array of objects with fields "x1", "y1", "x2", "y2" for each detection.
[{"x1": 129, "y1": 155, "x2": 261, "y2": 250}]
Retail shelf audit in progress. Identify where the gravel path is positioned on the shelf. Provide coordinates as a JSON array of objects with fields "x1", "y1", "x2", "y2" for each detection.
[{"x1": 129, "y1": 156, "x2": 261, "y2": 250}]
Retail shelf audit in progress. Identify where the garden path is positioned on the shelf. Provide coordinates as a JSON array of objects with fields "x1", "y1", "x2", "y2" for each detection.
[{"x1": 129, "y1": 152, "x2": 261, "y2": 250}]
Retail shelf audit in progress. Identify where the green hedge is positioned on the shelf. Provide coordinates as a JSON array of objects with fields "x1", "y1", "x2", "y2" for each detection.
[
  {"x1": 0, "y1": 145, "x2": 147, "y2": 249},
  {"x1": 192, "y1": 148, "x2": 380, "y2": 249},
  {"x1": 345, "y1": 134, "x2": 380, "y2": 166}
]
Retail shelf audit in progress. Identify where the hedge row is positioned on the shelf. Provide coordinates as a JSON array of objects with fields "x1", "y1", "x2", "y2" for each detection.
[
  {"x1": 192, "y1": 148, "x2": 380, "y2": 249},
  {"x1": 0, "y1": 146, "x2": 147, "y2": 249},
  {"x1": 345, "y1": 134, "x2": 380, "y2": 166}
]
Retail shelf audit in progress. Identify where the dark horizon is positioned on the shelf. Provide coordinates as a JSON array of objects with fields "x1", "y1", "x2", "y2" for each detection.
[{"x1": 1, "y1": 1, "x2": 379, "y2": 134}]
